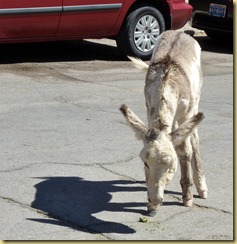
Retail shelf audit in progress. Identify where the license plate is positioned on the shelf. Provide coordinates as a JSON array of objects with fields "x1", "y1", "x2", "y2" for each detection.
[{"x1": 209, "y1": 3, "x2": 227, "y2": 17}]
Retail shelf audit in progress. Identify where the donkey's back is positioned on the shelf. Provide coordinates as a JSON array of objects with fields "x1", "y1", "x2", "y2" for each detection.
[
  {"x1": 150, "y1": 30, "x2": 202, "y2": 98},
  {"x1": 152, "y1": 30, "x2": 201, "y2": 73}
]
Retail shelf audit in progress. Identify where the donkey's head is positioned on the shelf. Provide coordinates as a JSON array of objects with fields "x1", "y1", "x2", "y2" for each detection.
[{"x1": 120, "y1": 104, "x2": 204, "y2": 215}]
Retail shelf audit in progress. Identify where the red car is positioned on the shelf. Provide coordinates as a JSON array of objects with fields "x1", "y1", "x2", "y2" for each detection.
[{"x1": 0, "y1": 0, "x2": 192, "y2": 59}]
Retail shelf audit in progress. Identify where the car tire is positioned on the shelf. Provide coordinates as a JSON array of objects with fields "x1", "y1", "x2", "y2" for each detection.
[{"x1": 116, "y1": 5, "x2": 165, "y2": 60}]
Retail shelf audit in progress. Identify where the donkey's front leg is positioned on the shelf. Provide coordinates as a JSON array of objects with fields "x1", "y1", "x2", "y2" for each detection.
[
  {"x1": 145, "y1": 163, "x2": 168, "y2": 216},
  {"x1": 191, "y1": 129, "x2": 208, "y2": 199},
  {"x1": 177, "y1": 138, "x2": 194, "y2": 207}
]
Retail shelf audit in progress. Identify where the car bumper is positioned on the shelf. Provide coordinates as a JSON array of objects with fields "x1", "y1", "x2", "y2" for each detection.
[
  {"x1": 190, "y1": 11, "x2": 233, "y2": 34},
  {"x1": 168, "y1": 1, "x2": 193, "y2": 29}
]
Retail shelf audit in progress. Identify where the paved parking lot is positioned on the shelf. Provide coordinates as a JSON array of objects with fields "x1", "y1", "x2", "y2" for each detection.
[{"x1": 0, "y1": 29, "x2": 233, "y2": 240}]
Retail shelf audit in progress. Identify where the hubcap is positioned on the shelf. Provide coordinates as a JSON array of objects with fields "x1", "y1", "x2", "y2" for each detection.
[{"x1": 134, "y1": 15, "x2": 160, "y2": 53}]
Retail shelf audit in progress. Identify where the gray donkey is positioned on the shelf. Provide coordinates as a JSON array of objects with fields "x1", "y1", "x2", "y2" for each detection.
[{"x1": 120, "y1": 30, "x2": 208, "y2": 216}]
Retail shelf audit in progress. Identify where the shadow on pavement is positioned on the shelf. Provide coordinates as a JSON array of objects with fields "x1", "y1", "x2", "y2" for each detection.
[
  {"x1": 29, "y1": 177, "x2": 147, "y2": 234},
  {"x1": 162, "y1": 190, "x2": 183, "y2": 206},
  {"x1": 0, "y1": 34, "x2": 233, "y2": 65},
  {"x1": 194, "y1": 35, "x2": 233, "y2": 55},
  {"x1": 0, "y1": 40, "x2": 124, "y2": 64}
]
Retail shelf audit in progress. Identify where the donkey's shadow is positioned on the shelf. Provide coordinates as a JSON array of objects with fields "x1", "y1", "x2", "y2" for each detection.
[{"x1": 29, "y1": 177, "x2": 147, "y2": 234}]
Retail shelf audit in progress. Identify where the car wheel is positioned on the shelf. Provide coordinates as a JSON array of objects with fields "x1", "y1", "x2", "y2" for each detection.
[{"x1": 116, "y1": 5, "x2": 165, "y2": 60}]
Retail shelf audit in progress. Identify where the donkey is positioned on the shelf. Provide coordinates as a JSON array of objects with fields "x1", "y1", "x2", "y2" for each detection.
[{"x1": 120, "y1": 30, "x2": 208, "y2": 216}]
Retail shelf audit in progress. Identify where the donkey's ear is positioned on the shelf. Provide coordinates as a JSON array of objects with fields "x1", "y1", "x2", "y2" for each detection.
[
  {"x1": 170, "y1": 113, "x2": 204, "y2": 146},
  {"x1": 120, "y1": 104, "x2": 148, "y2": 141}
]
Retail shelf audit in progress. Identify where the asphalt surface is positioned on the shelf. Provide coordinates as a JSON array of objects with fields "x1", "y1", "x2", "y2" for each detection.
[{"x1": 0, "y1": 26, "x2": 234, "y2": 240}]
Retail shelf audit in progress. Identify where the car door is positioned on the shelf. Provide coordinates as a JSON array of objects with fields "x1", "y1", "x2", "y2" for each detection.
[
  {"x1": 0, "y1": 0, "x2": 62, "y2": 39},
  {"x1": 57, "y1": 0, "x2": 124, "y2": 38}
]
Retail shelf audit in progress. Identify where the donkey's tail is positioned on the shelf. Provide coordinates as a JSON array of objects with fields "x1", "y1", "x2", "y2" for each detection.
[{"x1": 128, "y1": 56, "x2": 149, "y2": 72}]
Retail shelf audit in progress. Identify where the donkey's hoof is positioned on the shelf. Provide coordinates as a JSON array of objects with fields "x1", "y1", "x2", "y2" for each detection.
[
  {"x1": 199, "y1": 191, "x2": 208, "y2": 199},
  {"x1": 183, "y1": 199, "x2": 193, "y2": 207}
]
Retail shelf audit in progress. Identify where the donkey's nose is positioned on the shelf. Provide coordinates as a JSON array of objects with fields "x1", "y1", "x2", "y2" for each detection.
[{"x1": 147, "y1": 209, "x2": 158, "y2": 217}]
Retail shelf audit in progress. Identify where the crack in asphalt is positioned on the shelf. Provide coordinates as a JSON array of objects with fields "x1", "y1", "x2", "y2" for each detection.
[
  {"x1": 99, "y1": 164, "x2": 139, "y2": 183},
  {"x1": 0, "y1": 161, "x2": 93, "y2": 173},
  {"x1": 193, "y1": 203, "x2": 232, "y2": 214},
  {"x1": 0, "y1": 156, "x2": 137, "y2": 173},
  {"x1": 165, "y1": 191, "x2": 232, "y2": 215},
  {"x1": 0, "y1": 195, "x2": 110, "y2": 240}
]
